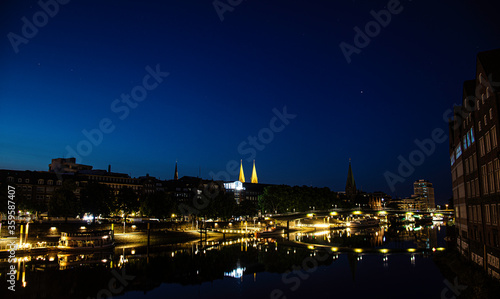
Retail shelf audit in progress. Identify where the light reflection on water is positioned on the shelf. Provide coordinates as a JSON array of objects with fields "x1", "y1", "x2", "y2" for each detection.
[{"x1": 0, "y1": 223, "x2": 451, "y2": 299}]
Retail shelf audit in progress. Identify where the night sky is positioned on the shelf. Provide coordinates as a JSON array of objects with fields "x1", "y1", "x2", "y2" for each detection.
[{"x1": 1, "y1": 0, "x2": 499, "y2": 204}]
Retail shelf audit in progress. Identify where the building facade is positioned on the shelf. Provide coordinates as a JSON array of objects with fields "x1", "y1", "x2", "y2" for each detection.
[
  {"x1": 449, "y1": 49, "x2": 500, "y2": 280},
  {"x1": 413, "y1": 179, "x2": 435, "y2": 211}
]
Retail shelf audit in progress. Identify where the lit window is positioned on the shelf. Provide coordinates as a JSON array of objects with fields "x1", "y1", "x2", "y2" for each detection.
[
  {"x1": 495, "y1": 159, "x2": 500, "y2": 192},
  {"x1": 482, "y1": 165, "x2": 488, "y2": 194},
  {"x1": 484, "y1": 115, "x2": 487, "y2": 126},
  {"x1": 479, "y1": 121, "x2": 482, "y2": 132},
  {"x1": 463, "y1": 136, "x2": 468, "y2": 150},
  {"x1": 490, "y1": 108, "x2": 493, "y2": 120},
  {"x1": 486, "y1": 132, "x2": 491, "y2": 153},
  {"x1": 479, "y1": 137, "x2": 485, "y2": 157},
  {"x1": 450, "y1": 154, "x2": 456, "y2": 166},
  {"x1": 492, "y1": 126, "x2": 497, "y2": 149},
  {"x1": 456, "y1": 144, "x2": 462, "y2": 158},
  {"x1": 467, "y1": 131, "x2": 471, "y2": 147},
  {"x1": 470, "y1": 128, "x2": 475, "y2": 143},
  {"x1": 489, "y1": 162, "x2": 495, "y2": 193}
]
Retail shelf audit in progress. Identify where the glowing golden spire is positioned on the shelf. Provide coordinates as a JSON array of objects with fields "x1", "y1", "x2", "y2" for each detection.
[
  {"x1": 239, "y1": 159, "x2": 245, "y2": 182},
  {"x1": 251, "y1": 160, "x2": 258, "y2": 184}
]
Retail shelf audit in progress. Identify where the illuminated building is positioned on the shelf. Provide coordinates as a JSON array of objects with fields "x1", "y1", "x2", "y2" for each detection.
[
  {"x1": 239, "y1": 159, "x2": 245, "y2": 183},
  {"x1": 413, "y1": 179, "x2": 435, "y2": 211},
  {"x1": 251, "y1": 160, "x2": 258, "y2": 184},
  {"x1": 449, "y1": 48, "x2": 500, "y2": 280},
  {"x1": 224, "y1": 160, "x2": 271, "y2": 204}
]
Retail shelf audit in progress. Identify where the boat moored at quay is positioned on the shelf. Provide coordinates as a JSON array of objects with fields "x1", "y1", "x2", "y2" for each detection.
[{"x1": 58, "y1": 229, "x2": 115, "y2": 251}]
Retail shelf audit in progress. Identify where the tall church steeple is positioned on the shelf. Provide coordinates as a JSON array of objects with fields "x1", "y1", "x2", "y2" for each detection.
[
  {"x1": 251, "y1": 160, "x2": 258, "y2": 184},
  {"x1": 345, "y1": 159, "x2": 357, "y2": 198},
  {"x1": 239, "y1": 159, "x2": 245, "y2": 182},
  {"x1": 174, "y1": 161, "x2": 179, "y2": 180}
]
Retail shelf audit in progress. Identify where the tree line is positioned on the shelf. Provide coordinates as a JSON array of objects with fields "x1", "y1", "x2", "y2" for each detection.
[{"x1": 258, "y1": 185, "x2": 345, "y2": 213}]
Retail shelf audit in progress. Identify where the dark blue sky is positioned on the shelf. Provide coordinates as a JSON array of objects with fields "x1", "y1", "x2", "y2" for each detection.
[{"x1": 1, "y1": 0, "x2": 499, "y2": 204}]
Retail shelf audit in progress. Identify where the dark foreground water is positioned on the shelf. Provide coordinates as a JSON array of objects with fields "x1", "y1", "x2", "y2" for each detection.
[{"x1": 1, "y1": 223, "x2": 463, "y2": 299}]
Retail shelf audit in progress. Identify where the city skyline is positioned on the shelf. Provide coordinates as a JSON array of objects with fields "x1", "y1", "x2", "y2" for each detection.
[{"x1": 1, "y1": 0, "x2": 500, "y2": 205}]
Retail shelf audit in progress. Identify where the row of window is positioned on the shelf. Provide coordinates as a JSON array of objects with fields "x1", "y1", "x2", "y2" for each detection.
[
  {"x1": 6, "y1": 177, "x2": 63, "y2": 185},
  {"x1": 90, "y1": 176, "x2": 136, "y2": 184},
  {"x1": 465, "y1": 153, "x2": 478, "y2": 175},
  {"x1": 452, "y1": 128, "x2": 476, "y2": 166},
  {"x1": 480, "y1": 159, "x2": 500, "y2": 195},
  {"x1": 478, "y1": 127, "x2": 497, "y2": 157},
  {"x1": 468, "y1": 204, "x2": 500, "y2": 247}
]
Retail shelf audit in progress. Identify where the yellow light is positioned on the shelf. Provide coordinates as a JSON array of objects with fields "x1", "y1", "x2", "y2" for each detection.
[
  {"x1": 330, "y1": 211, "x2": 338, "y2": 216},
  {"x1": 408, "y1": 248, "x2": 416, "y2": 252},
  {"x1": 313, "y1": 224, "x2": 330, "y2": 228},
  {"x1": 306, "y1": 213, "x2": 314, "y2": 217},
  {"x1": 80, "y1": 226, "x2": 86, "y2": 229},
  {"x1": 380, "y1": 249, "x2": 389, "y2": 253},
  {"x1": 437, "y1": 247, "x2": 446, "y2": 251},
  {"x1": 378, "y1": 211, "x2": 387, "y2": 215},
  {"x1": 354, "y1": 249, "x2": 363, "y2": 253},
  {"x1": 331, "y1": 247, "x2": 338, "y2": 252},
  {"x1": 353, "y1": 211, "x2": 362, "y2": 215},
  {"x1": 307, "y1": 245, "x2": 315, "y2": 250},
  {"x1": 50, "y1": 227, "x2": 57, "y2": 231},
  {"x1": 131, "y1": 250, "x2": 135, "y2": 255}
]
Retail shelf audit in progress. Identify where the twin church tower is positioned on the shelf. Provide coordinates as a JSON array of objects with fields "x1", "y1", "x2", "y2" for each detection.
[
  {"x1": 239, "y1": 159, "x2": 258, "y2": 183},
  {"x1": 173, "y1": 159, "x2": 258, "y2": 183}
]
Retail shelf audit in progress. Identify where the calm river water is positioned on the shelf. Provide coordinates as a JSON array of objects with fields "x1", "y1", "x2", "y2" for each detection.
[{"x1": 1, "y1": 223, "x2": 456, "y2": 299}]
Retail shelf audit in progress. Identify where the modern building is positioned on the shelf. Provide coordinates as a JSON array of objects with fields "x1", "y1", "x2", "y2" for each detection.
[
  {"x1": 449, "y1": 49, "x2": 500, "y2": 280},
  {"x1": 413, "y1": 179, "x2": 435, "y2": 211}
]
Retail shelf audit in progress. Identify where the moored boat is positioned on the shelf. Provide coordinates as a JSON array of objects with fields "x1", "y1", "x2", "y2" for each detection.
[{"x1": 58, "y1": 230, "x2": 115, "y2": 251}]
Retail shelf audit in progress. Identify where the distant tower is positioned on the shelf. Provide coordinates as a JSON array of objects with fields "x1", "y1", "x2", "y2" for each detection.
[
  {"x1": 239, "y1": 159, "x2": 245, "y2": 183},
  {"x1": 345, "y1": 159, "x2": 357, "y2": 198},
  {"x1": 251, "y1": 160, "x2": 258, "y2": 184},
  {"x1": 174, "y1": 161, "x2": 179, "y2": 180},
  {"x1": 413, "y1": 179, "x2": 435, "y2": 210}
]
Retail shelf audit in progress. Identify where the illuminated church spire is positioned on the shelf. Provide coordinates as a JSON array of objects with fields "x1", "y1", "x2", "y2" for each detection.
[
  {"x1": 239, "y1": 159, "x2": 245, "y2": 182},
  {"x1": 251, "y1": 160, "x2": 258, "y2": 184},
  {"x1": 174, "y1": 161, "x2": 178, "y2": 180}
]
